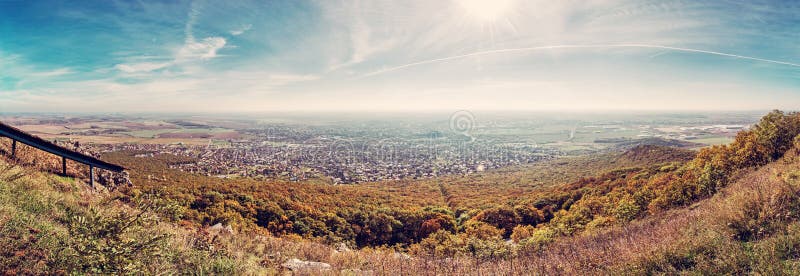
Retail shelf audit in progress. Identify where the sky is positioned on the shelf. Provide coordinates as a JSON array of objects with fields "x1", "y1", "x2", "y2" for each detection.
[{"x1": 0, "y1": 0, "x2": 799, "y2": 113}]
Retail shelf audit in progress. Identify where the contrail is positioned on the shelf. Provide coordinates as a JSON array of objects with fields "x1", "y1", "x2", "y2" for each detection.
[{"x1": 360, "y1": 43, "x2": 800, "y2": 78}]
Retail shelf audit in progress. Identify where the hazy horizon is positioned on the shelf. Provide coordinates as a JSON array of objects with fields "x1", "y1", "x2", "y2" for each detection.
[
  {"x1": 2, "y1": 0, "x2": 799, "y2": 112},
  {"x1": 0, "y1": 109, "x2": 775, "y2": 116}
]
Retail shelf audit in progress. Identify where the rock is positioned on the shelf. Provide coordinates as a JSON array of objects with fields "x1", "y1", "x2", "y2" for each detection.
[
  {"x1": 340, "y1": 268, "x2": 374, "y2": 275},
  {"x1": 392, "y1": 252, "x2": 411, "y2": 260},
  {"x1": 335, "y1": 242, "x2": 351, "y2": 252},
  {"x1": 207, "y1": 223, "x2": 235, "y2": 236},
  {"x1": 282, "y1": 258, "x2": 332, "y2": 271}
]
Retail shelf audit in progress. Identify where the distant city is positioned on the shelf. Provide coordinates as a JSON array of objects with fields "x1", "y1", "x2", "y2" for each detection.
[{"x1": 2, "y1": 111, "x2": 762, "y2": 184}]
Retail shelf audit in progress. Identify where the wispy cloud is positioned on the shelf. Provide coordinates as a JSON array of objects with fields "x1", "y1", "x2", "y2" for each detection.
[
  {"x1": 28, "y1": 68, "x2": 74, "y2": 78},
  {"x1": 0, "y1": 70, "x2": 320, "y2": 112},
  {"x1": 230, "y1": 24, "x2": 252, "y2": 36},
  {"x1": 184, "y1": 0, "x2": 202, "y2": 44},
  {"x1": 361, "y1": 43, "x2": 800, "y2": 78},
  {"x1": 114, "y1": 62, "x2": 171, "y2": 73},
  {"x1": 113, "y1": 0, "x2": 227, "y2": 73},
  {"x1": 177, "y1": 37, "x2": 227, "y2": 60},
  {"x1": 0, "y1": 52, "x2": 75, "y2": 89},
  {"x1": 178, "y1": 0, "x2": 227, "y2": 60}
]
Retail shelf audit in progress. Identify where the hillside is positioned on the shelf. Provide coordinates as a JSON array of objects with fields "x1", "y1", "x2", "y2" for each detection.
[
  {"x1": 3, "y1": 145, "x2": 800, "y2": 274},
  {"x1": 2, "y1": 110, "x2": 800, "y2": 274},
  {"x1": 437, "y1": 144, "x2": 696, "y2": 211},
  {"x1": 0, "y1": 159, "x2": 263, "y2": 274},
  {"x1": 499, "y1": 138, "x2": 800, "y2": 274}
]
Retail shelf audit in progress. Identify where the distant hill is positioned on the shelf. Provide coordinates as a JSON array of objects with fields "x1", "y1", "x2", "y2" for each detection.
[
  {"x1": 613, "y1": 137, "x2": 702, "y2": 149},
  {"x1": 617, "y1": 144, "x2": 696, "y2": 164}
]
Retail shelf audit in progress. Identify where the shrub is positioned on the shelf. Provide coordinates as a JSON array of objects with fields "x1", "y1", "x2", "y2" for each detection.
[
  {"x1": 751, "y1": 223, "x2": 800, "y2": 274},
  {"x1": 510, "y1": 225, "x2": 536, "y2": 242},
  {"x1": 55, "y1": 203, "x2": 170, "y2": 274},
  {"x1": 794, "y1": 134, "x2": 800, "y2": 152},
  {"x1": 612, "y1": 196, "x2": 641, "y2": 222},
  {"x1": 462, "y1": 220, "x2": 504, "y2": 240},
  {"x1": 550, "y1": 206, "x2": 593, "y2": 235},
  {"x1": 411, "y1": 230, "x2": 464, "y2": 258},
  {"x1": 513, "y1": 205, "x2": 544, "y2": 226},
  {"x1": 462, "y1": 236, "x2": 513, "y2": 262},
  {"x1": 727, "y1": 181, "x2": 800, "y2": 242},
  {"x1": 586, "y1": 216, "x2": 615, "y2": 231},
  {"x1": 473, "y1": 206, "x2": 519, "y2": 237},
  {"x1": 517, "y1": 227, "x2": 556, "y2": 254},
  {"x1": 753, "y1": 110, "x2": 800, "y2": 161}
]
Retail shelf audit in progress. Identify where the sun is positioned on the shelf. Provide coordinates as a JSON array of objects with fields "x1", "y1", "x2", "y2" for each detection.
[{"x1": 457, "y1": 0, "x2": 515, "y2": 21}]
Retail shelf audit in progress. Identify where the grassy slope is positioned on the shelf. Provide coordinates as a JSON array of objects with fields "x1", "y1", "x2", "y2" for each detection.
[
  {"x1": 500, "y1": 146, "x2": 800, "y2": 274},
  {"x1": 0, "y1": 159, "x2": 279, "y2": 274},
  {"x1": 0, "y1": 156, "x2": 423, "y2": 275}
]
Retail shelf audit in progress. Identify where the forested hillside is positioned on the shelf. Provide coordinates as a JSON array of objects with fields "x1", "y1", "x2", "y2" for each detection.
[{"x1": 101, "y1": 138, "x2": 694, "y2": 248}]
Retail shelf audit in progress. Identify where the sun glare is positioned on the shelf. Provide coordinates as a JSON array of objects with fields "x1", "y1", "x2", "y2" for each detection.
[{"x1": 457, "y1": 0, "x2": 515, "y2": 21}]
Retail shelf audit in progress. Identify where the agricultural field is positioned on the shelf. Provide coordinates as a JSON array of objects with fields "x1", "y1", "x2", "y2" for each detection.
[{"x1": 0, "y1": 115, "x2": 243, "y2": 145}]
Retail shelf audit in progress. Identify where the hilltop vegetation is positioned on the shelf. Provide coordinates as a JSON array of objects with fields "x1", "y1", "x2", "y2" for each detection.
[
  {"x1": 2, "y1": 110, "x2": 800, "y2": 274},
  {"x1": 436, "y1": 143, "x2": 696, "y2": 212}
]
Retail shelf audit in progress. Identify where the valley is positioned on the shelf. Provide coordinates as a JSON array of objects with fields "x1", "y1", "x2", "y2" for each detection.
[{"x1": 3, "y1": 110, "x2": 799, "y2": 274}]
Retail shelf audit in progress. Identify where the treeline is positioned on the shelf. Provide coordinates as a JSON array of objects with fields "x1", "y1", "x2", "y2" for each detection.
[
  {"x1": 106, "y1": 151, "x2": 457, "y2": 247},
  {"x1": 189, "y1": 190, "x2": 458, "y2": 247}
]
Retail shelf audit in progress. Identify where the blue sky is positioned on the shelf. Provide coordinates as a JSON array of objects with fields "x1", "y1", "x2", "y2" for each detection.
[{"x1": 0, "y1": 0, "x2": 799, "y2": 112}]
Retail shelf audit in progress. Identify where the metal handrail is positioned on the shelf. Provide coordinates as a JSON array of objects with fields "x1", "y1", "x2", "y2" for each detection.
[{"x1": 0, "y1": 121, "x2": 124, "y2": 174}]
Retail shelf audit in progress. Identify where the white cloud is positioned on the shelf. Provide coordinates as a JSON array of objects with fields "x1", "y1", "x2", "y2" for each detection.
[
  {"x1": 178, "y1": 1, "x2": 226, "y2": 60},
  {"x1": 318, "y1": 1, "x2": 408, "y2": 71},
  {"x1": 177, "y1": 37, "x2": 227, "y2": 60},
  {"x1": 113, "y1": 1, "x2": 227, "y2": 73},
  {"x1": 28, "y1": 67, "x2": 73, "y2": 77},
  {"x1": 230, "y1": 24, "x2": 252, "y2": 36},
  {"x1": 0, "y1": 68, "x2": 321, "y2": 112},
  {"x1": 114, "y1": 36, "x2": 226, "y2": 73},
  {"x1": 114, "y1": 62, "x2": 172, "y2": 73}
]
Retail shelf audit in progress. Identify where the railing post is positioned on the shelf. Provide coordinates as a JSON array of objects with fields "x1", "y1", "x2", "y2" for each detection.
[
  {"x1": 62, "y1": 157, "x2": 67, "y2": 176},
  {"x1": 89, "y1": 165, "x2": 94, "y2": 187},
  {"x1": 11, "y1": 139, "x2": 16, "y2": 158}
]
